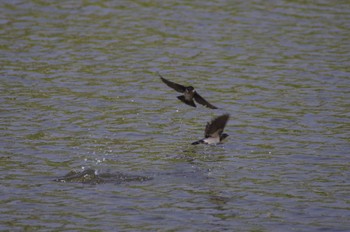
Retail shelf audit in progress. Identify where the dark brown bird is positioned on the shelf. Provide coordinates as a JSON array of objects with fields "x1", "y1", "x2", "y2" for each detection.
[{"x1": 158, "y1": 73, "x2": 218, "y2": 109}]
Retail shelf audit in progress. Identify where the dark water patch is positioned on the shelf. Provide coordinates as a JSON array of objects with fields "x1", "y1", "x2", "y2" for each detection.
[{"x1": 54, "y1": 169, "x2": 152, "y2": 185}]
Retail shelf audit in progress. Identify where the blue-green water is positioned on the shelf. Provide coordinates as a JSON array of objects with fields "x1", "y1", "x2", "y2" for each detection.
[{"x1": 1, "y1": 0, "x2": 350, "y2": 231}]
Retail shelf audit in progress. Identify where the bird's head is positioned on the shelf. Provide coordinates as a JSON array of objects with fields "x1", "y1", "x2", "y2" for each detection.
[
  {"x1": 220, "y1": 133, "x2": 229, "y2": 141},
  {"x1": 186, "y1": 86, "x2": 195, "y2": 92}
]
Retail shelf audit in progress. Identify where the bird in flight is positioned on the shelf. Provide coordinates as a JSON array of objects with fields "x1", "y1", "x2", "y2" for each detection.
[
  {"x1": 192, "y1": 114, "x2": 230, "y2": 145},
  {"x1": 158, "y1": 73, "x2": 218, "y2": 109}
]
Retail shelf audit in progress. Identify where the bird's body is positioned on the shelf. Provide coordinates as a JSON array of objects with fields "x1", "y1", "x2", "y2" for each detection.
[
  {"x1": 158, "y1": 73, "x2": 218, "y2": 109},
  {"x1": 192, "y1": 114, "x2": 230, "y2": 145}
]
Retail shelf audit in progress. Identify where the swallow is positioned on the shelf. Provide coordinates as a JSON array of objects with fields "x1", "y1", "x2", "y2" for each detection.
[
  {"x1": 192, "y1": 114, "x2": 230, "y2": 145},
  {"x1": 158, "y1": 73, "x2": 218, "y2": 109}
]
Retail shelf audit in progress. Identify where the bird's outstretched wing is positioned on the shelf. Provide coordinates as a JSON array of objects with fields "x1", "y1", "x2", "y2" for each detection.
[
  {"x1": 158, "y1": 73, "x2": 186, "y2": 93},
  {"x1": 194, "y1": 92, "x2": 218, "y2": 109},
  {"x1": 204, "y1": 114, "x2": 230, "y2": 138}
]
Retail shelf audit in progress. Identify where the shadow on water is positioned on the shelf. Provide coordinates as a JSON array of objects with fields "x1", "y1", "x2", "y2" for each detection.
[{"x1": 54, "y1": 168, "x2": 152, "y2": 185}]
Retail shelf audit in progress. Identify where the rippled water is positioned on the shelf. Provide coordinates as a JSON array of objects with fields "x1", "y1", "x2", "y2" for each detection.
[{"x1": 1, "y1": 0, "x2": 350, "y2": 231}]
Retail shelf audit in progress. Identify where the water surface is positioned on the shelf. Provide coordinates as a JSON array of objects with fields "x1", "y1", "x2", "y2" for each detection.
[{"x1": 1, "y1": 0, "x2": 350, "y2": 231}]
